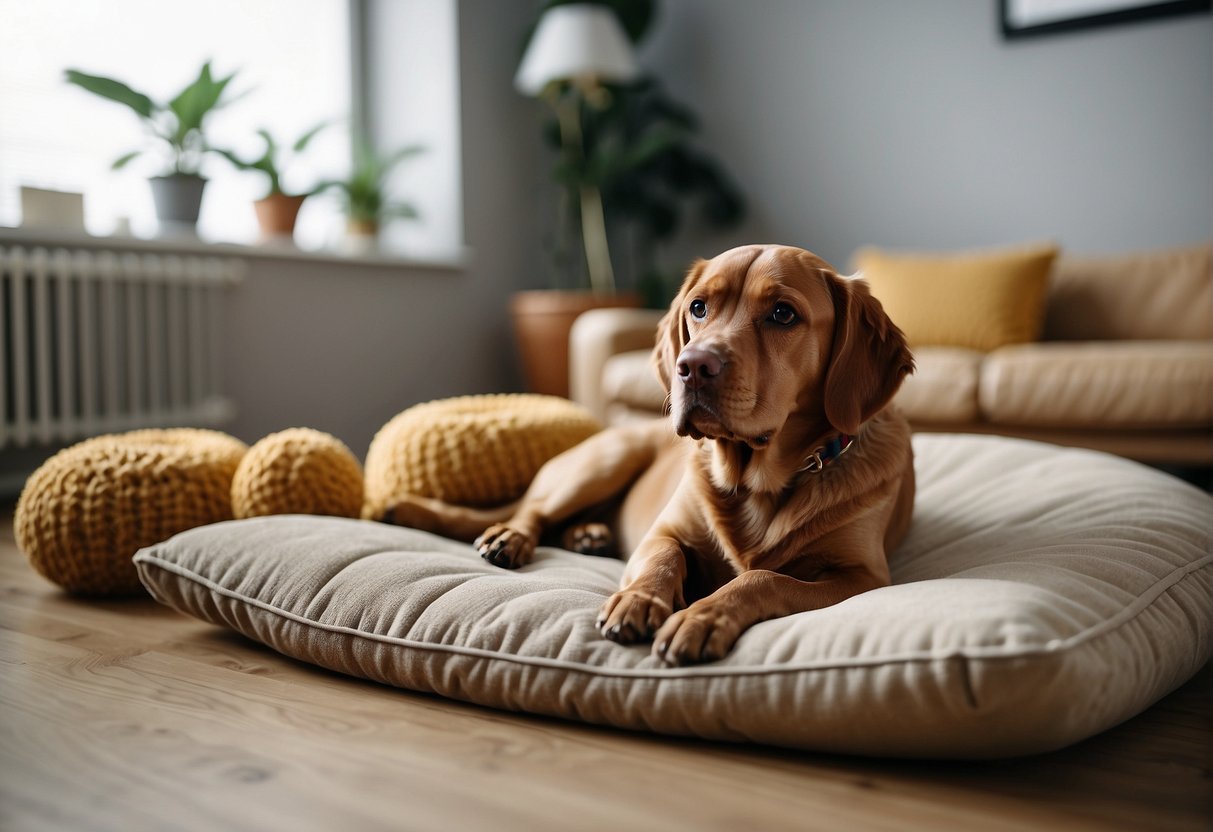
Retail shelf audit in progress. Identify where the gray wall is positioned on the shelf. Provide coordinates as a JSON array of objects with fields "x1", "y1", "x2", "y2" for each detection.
[{"x1": 641, "y1": 0, "x2": 1213, "y2": 271}]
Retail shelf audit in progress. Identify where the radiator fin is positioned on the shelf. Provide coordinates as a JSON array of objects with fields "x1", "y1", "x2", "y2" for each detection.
[{"x1": 1, "y1": 245, "x2": 241, "y2": 448}]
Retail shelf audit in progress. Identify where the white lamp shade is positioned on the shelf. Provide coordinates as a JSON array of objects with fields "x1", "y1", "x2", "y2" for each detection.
[{"x1": 515, "y1": 4, "x2": 640, "y2": 95}]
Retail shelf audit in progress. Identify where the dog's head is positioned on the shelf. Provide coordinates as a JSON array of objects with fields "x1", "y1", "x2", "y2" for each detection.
[{"x1": 653, "y1": 245, "x2": 914, "y2": 448}]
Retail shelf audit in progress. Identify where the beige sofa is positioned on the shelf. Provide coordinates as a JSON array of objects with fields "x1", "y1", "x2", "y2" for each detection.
[{"x1": 569, "y1": 244, "x2": 1213, "y2": 466}]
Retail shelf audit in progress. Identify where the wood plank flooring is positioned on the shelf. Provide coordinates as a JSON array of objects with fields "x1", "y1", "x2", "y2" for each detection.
[{"x1": 1, "y1": 504, "x2": 1209, "y2": 831}]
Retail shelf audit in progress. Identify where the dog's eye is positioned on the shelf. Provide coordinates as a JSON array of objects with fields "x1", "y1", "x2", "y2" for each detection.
[
  {"x1": 689, "y1": 299, "x2": 707, "y2": 320},
  {"x1": 769, "y1": 302, "x2": 798, "y2": 326}
]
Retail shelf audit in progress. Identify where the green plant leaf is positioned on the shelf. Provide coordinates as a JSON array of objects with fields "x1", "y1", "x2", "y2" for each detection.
[
  {"x1": 325, "y1": 140, "x2": 427, "y2": 221},
  {"x1": 111, "y1": 149, "x2": 143, "y2": 170},
  {"x1": 255, "y1": 128, "x2": 278, "y2": 160},
  {"x1": 381, "y1": 143, "x2": 427, "y2": 174},
  {"x1": 310, "y1": 179, "x2": 348, "y2": 196},
  {"x1": 214, "y1": 147, "x2": 253, "y2": 170},
  {"x1": 552, "y1": 159, "x2": 585, "y2": 188},
  {"x1": 168, "y1": 64, "x2": 212, "y2": 136},
  {"x1": 612, "y1": 123, "x2": 684, "y2": 173},
  {"x1": 349, "y1": 201, "x2": 379, "y2": 223},
  {"x1": 382, "y1": 202, "x2": 419, "y2": 220},
  {"x1": 293, "y1": 120, "x2": 334, "y2": 153},
  {"x1": 169, "y1": 61, "x2": 238, "y2": 139},
  {"x1": 64, "y1": 69, "x2": 156, "y2": 119},
  {"x1": 217, "y1": 144, "x2": 282, "y2": 193}
]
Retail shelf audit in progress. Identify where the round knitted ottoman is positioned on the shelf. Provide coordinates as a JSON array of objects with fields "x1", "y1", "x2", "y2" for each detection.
[
  {"x1": 363, "y1": 394, "x2": 601, "y2": 517},
  {"x1": 232, "y1": 428, "x2": 364, "y2": 519},
  {"x1": 15, "y1": 428, "x2": 248, "y2": 595}
]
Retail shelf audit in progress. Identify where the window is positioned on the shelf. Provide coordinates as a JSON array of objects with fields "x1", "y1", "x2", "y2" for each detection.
[{"x1": 0, "y1": 0, "x2": 353, "y2": 249}]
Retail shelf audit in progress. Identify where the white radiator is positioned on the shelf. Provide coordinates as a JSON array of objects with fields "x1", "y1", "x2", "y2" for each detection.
[{"x1": 1, "y1": 245, "x2": 242, "y2": 448}]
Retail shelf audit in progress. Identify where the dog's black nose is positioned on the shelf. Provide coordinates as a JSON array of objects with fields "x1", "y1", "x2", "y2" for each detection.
[{"x1": 677, "y1": 346, "x2": 724, "y2": 389}]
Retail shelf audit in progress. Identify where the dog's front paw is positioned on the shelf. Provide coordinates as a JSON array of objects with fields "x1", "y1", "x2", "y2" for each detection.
[
  {"x1": 596, "y1": 588, "x2": 674, "y2": 644},
  {"x1": 475, "y1": 524, "x2": 534, "y2": 569},
  {"x1": 652, "y1": 605, "x2": 742, "y2": 665}
]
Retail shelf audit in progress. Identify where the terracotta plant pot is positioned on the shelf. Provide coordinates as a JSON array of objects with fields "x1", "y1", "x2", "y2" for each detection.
[
  {"x1": 253, "y1": 193, "x2": 307, "y2": 240},
  {"x1": 510, "y1": 290, "x2": 640, "y2": 398}
]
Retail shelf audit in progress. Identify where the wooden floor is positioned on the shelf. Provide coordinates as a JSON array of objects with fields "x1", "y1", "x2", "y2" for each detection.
[{"x1": 1, "y1": 505, "x2": 1209, "y2": 832}]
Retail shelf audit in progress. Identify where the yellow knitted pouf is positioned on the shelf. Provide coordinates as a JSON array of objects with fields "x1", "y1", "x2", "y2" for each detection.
[
  {"x1": 14, "y1": 428, "x2": 248, "y2": 595},
  {"x1": 232, "y1": 428, "x2": 364, "y2": 519},
  {"x1": 363, "y1": 394, "x2": 601, "y2": 517}
]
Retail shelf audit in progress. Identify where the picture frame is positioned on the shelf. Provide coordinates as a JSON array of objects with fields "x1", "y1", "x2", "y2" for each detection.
[{"x1": 1000, "y1": 0, "x2": 1211, "y2": 38}]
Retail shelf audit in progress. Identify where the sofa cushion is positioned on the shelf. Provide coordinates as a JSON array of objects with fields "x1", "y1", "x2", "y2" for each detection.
[
  {"x1": 892, "y1": 347, "x2": 983, "y2": 423},
  {"x1": 1045, "y1": 244, "x2": 1212, "y2": 342},
  {"x1": 134, "y1": 434, "x2": 1213, "y2": 760},
  {"x1": 854, "y1": 243, "x2": 1057, "y2": 352},
  {"x1": 570, "y1": 308, "x2": 666, "y2": 423},
  {"x1": 979, "y1": 341, "x2": 1213, "y2": 428},
  {"x1": 602, "y1": 350, "x2": 667, "y2": 414}
]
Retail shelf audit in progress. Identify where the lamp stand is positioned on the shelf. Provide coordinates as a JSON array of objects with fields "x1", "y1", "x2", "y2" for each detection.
[{"x1": 553, "y1": 90, "x2": 616, "y2": 295}]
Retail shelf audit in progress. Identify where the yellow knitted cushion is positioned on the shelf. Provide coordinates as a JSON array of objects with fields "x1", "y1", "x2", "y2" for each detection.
[
  {"x1": 363, "y1": 394, "x2": 601, "y2": 517},
  {"x1": 14, "y1": 428, "x2": 247, "y2": 595},
  {"x1": 232, "y1": 428, "x2": 364, "y2": 519},
  {"x1": 855, "y1": 243, "x2": 1058, "y2": 351}
]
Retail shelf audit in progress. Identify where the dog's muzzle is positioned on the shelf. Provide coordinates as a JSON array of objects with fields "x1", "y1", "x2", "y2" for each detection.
[{"x1": 676, "y1": 345, "x2": 724, "y2": 392}]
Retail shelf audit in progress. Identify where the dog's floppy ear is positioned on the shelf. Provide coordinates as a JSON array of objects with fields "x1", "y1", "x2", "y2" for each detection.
[
  {"x1": 822, "y1": 272, "x2": 915, "y2": 435},
  {"x1": 652, "y1": 259, "x2": 708, "y2": 393}
]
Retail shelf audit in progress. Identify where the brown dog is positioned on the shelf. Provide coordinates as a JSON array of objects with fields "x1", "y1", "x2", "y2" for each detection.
[{"x1": 384, "y1": 244, "x2": 915, "y2": 665}]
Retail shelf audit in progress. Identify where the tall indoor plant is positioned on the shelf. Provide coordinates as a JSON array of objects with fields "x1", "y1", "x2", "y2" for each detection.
[
  {"x1": 217, "y1": 122, "x2": 332, "y2": 239},
  {"x1": 523, "y1": 0, "x2": 744, "y2": 301},
  {"x1": 65, "y1": 61, "x2": 242, "y2": 230},
  {"x1": 511, "y1": 0, "x2": 745, "y2": 396}
]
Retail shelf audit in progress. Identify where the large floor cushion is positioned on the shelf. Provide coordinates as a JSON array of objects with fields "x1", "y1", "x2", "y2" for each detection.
[{"x1": 134, "y1": 434, "x2": 1213, "y2": 759}]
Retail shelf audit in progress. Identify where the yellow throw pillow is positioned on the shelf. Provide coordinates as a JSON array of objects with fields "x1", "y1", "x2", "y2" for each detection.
[{"x1": 854, "y1": 244, "x2": 1058, "y2": 351}]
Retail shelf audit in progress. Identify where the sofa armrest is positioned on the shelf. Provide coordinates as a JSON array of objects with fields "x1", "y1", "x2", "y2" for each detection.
[{"x1": 569, "y1": 307, "x2": 664, "y2": 422}]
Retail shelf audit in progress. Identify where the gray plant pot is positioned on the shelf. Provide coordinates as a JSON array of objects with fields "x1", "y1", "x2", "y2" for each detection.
[{"x1": 150, "y1": 174, "x2": 207, "y2": 230}]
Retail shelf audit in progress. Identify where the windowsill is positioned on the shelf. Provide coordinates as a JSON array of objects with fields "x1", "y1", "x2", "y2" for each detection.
[{"x1": 0, "y1": 226, "x2": 470, "y2": 272}]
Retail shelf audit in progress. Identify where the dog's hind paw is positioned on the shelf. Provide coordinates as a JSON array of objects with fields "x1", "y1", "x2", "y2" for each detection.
[{"x1": 561, "y1": 523, "x2": 615, "y2": 558}]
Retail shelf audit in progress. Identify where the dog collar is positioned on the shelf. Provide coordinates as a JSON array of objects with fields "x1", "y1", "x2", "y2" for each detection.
[{"x1": 800, "y1": 433, "x2": 855, "y2": 474}]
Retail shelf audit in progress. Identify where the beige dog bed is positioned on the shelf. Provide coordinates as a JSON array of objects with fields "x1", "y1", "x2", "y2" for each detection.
[{"x1": 134, "y1": 434, "x2": 1212, "y2": 758}]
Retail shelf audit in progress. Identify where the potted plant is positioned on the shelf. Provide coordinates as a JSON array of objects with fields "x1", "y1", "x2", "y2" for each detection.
[
  {"x1": 216, "y1": 122, "x2": 332, "y2": 240},
  {"x1": 511, "y1": 0, "x2": 745, "y2": 397},
  {"x1": 590, "y1": 76, "x2": 746, "y2": 306},
  {"x1": 64, "y1": 61, "x2": 242, "y2": 231},
  {"x1": 314, "y1": 141, "x2": 425, "y2": 252}
]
